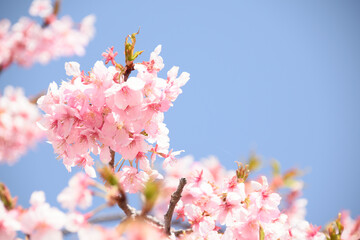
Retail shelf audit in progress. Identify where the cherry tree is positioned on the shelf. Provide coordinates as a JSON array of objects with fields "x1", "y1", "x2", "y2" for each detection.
[{"x1": 0, "y1": 1, "x2": 359, "y2": 240}]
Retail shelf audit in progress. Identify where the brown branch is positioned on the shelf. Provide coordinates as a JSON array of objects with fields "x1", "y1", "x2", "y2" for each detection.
[
  {"x1": 164, "y1": 178, "x2": 187, "y2": 235},
  {"x1": 29, "y1": 91, "x2": 46, "y2": 104},
  {"x1": 98, "y1": 178, "x2": 189, "y2": 236},
  {"x1": 109, "y1": 149, "x2": 115, "y2": 171},
  {"x1": 174, "y1": 228, "x2": 193, "y2": 237},
  {"x1": 116, "y1": 184, "x2": 135, "y2": 217},
  {"x1": 62, "y1": 178, "x2": 190, "y2": 237},
  {"x1": 116, "y1": 196, "x2": 135, "y2": 217},
  {"x1": 123, "y1": 62, "x2": 134, "y2": 82},
  {"x1": 42, "y1": 0, "x2": 61, "y2": 28}
]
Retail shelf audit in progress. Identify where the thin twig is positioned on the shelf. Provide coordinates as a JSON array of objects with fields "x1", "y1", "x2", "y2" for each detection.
[
  {"x1": 141, "y1": 213, "x2": 164, "y2": 228},
  {"x1": 89, "y1": 213, "x2": 125, "y2": 224},
  {"x1": 164, "y1": 178, "x2": 187, "y2": 235},
  {"x1": 92, "y1": 190, "x2": 106, "y2": 198},
  {"x1": 89, "y1": 203, "x2": 108, "y2": 216},
  {"x1": 117, "y1": 158, "x2": 125, "y2": 172},
  {"x1": 114, "y1": 157, "x2": 124, "y2": 169},
  {"x1": 93, "y1": 180, "x2": 108, "y2": 192}
]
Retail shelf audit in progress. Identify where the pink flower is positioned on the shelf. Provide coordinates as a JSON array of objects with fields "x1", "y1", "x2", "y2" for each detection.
[
  {"x1": 65, "y1": 212, "x2": 89, "y2": 233},
  {"x1": 0, "y1": 86, "x2": 43, "y2": 164},
  {"x1": 105, "y1": 77, "x2": 145, "y2": 110},
  {"x1": 65, "y1": 61, "x2": 81, "y2": 77},
  {"x1": 249, "y1": 176, "x2": 281, "y2": 222},
  {"x1": 21, "y1": 191, "x2": 65, "y2": 240},
  {"x1": 29, "y1": 0, "x2": 53, "y2": 18},
  {"x1": 340, "y1": 211, "x2": 360, "y2": 240},
  {"x1": 57, "y1": 173, "x2": 94, "y2": 210},
  {"x1": 117, "y1": 134, "x2": 149, "y2": 161},
  {"x1": 73, "y1": 153, "x2": 97, "y2": 178},
  {"x1": 162, "y1": 149, "x2": 184, "y2": 169},
  {"x1": 217, "y1": 189, "x2": 247, "y2": 225},
  {"x1": 1, "y1": 2, "x2": 95, "y2": 70},
  {"x1": 0, "y1": 201, "x2": 20, "y2": 240},
  {"x1": 117, "y1": 166, "x2": 149, "y2": 193},
  {"x1": 102, "y1": 46, "x2": 118, "y2": 65},
  {"x1": 185, "y1": 204, "x2": 216, "y2": 237}
]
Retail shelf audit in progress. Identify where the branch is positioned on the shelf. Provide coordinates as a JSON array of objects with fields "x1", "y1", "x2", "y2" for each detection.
[
  {"x1": 109, "y1": 149, "x2": 115, "y2": 171},
  {"x1": 29, "y1": 91, "x2": 46, "y2": 104},
  {"x1": 123, "y1": 63, "x2": 134, "y2": 82},
  {"x1": 89, "y1": 213, "x2": 125, "y2": 224},
  {"x1": 164, "y1": 178, "x2": 187, "y2": 235},
  {"x1": 141, "y1": 213, "x2": 164, "y2": 228},
  {"x1": 42, "y1": 0, "x2": 61, "y2": 28},
  {"x1": 174, "y1": 228, "x2": 193, "y2": 237},
  {"x1": 116, "y1": 184, "x2": 135, "y2": 217}
]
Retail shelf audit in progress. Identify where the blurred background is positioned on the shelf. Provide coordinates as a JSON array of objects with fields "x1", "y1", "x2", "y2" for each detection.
[{"x1": 0, "y1": 0, "x2": 359, "y2": 226}]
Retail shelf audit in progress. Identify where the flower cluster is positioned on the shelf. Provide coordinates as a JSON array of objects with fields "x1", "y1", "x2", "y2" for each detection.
[
  {"x1": 156, "y1": 155, "x2": 358, "y2": 240},
  {"x1": 0, "y1": 0, "x2": 95, "y2": 71},
  {"x1": 0, "y1": 173, "x2": 171, "y2": 240},
  {"x1": 1, "y1": 157, "x2": 360, "y2": 240},
  {"x1": 38, "y1": 43, "x2": 189, "y2": 178},
  {"x1": 0, "y1": 86, "x2": 43, "y2": 164}
]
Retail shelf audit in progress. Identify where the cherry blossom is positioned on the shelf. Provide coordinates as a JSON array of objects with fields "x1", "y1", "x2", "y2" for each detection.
[
  {"x1": 0, "y1": 0, "x2": 95, "y2": 71},
  {"x1": 0, "y1": 86, "x2": 43, "y2": 164},
  {"x1": 29, "y1": 0, "x2": 53, "y2": 18},
  {"x1": 0, "y1": 201, "x2": 20, "y2": 240},
  {"x1": 20, "y1": 191, "x2": 66, "y2": 240},
  {"x1": 38, "y1": 44, "x2": 189, "y2": 180},
  {"x1": 57, "y1": 172, "x2": 94, "y2": 211},
  {"x1": 340, "y1": 211, "x2": 360, "y2": 240}
]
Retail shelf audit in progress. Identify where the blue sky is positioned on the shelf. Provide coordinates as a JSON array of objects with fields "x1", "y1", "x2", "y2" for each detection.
[{"x1": 0, "y1": 0, "x2": 359, "y2": 226}]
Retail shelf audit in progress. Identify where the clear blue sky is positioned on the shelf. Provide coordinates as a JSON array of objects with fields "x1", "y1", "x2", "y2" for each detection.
[{"x1": 0, "y1": 0, "x2": 359, "y2": 226}]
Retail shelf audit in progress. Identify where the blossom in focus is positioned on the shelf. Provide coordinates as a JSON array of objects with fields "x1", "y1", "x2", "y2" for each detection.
[
  {"x1": 158, "y1": 155, "x2": 328, "y2": 240},
  {"x1": 38, "y1": 45, "x2": 189, "y2": 180},
  {"x1": 0, "y1": 86, "x2": 43, "y2": 164}
]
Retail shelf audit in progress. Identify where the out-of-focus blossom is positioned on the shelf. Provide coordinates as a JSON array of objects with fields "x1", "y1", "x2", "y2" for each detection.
[
  {"x1": 29, "y1": 0, "x2": 53, "y2": 18},
  {"x1": 0, "y1": 201, "x2": 21, "y2": 240},
  {"x1": 340, "y1": 211, "x2": 360, "y2": 240},
  {"x1": 20, "y1": 191, "x2": 66, "y2": 240},
  {"x1": 0, "y1": 86, "x2": 43, "y2": 164},
  {"x1": 57, "y1": 172, "x2": 94, "y2": 211},
  {"x1": 0, "y1": 0, "x2": 95, "y2": 71}
]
